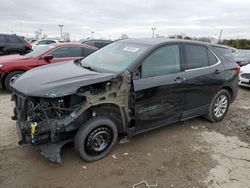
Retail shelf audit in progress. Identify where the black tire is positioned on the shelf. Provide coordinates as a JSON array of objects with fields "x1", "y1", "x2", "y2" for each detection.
[
  {"x1": 74, "y1": 117, "x2": 118, "y2": 162},
  {"x1": 4, "y1": 71, "x2": 24, "y2": 92},
  {"x1": 204, "y1": 89, "x2": 231, "y2": 122}
]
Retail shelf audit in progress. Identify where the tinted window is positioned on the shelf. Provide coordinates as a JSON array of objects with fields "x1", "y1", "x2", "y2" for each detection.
[
  {"x1": 95, "y1": 42, "x2": 110, "y2": 48},
  {"x1": 84, "y1": 41, "x2": 95, "y2": 46},
  {"x1": 208, "y1": 50, "x2": 218, "y2": 65},
  {"x1": 6, "y1": 36, "x2": 22, "y2": 43},
  {"x1": 83, "y1": 48, "x2": 96, "y2": 57},
  {"x1": 0, "y1": 35, "x2": 6, "y2": 43},
  {"x1": 38, "y1": 40, "x2": 56, "y2": 45},
  {"x1": 142, "y1": 45, "x2": 180, "y2": 78},
  {"x1": 50, "y1": 46, "x2": 82, "y2": 58},
  {"x1": 185, "y1": 45, "x2": 209, "y2": 69},
  {"x1": 213, "y1": 46, "x2": 235, "y2": 62}
]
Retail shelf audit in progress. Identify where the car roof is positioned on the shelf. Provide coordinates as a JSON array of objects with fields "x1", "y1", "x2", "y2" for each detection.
[
  {"x1": 51, "y1": 43, "x2": 98, "y2": 50},
  {"x1": 84, "y1": 39, "x2": 112, "y2": 42},
  {"x1": 119, "y1": 38, "x2": 229, "y2": 49}
]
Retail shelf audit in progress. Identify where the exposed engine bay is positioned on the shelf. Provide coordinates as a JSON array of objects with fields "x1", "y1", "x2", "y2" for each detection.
[{"x1": 12, "y1": 75, "x2": 131, "y2": 164}]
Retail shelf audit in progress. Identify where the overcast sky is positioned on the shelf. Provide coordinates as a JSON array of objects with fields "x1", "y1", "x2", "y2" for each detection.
[{"x1": 0, "y1": 0, "x2": 250, "y2": 40}]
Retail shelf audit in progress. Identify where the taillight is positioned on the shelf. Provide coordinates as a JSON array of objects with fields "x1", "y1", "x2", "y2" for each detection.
[
  {"x1": 235, "y1": 66, "x2": 240, "y2": 74},
  {"x1": 26, "y1": 43, "x2": 32, "y2": 49}
]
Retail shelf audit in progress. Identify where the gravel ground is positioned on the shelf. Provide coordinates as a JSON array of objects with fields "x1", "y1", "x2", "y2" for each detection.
[{"x1": 0, "y1": 87, "x2": 250, "y2": 188}]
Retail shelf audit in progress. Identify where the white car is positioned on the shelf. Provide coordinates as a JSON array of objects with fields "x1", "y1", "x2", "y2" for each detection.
[
  {"x1": 239, "y1": 64, "x2": 250, "y2": 87},
  {"x1": 32, "y1": 39, "x2": 64, "y2": 49}
]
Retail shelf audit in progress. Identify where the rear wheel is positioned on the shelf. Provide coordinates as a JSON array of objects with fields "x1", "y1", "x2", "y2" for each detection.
[
  {"x1": 204, "y1": 89, "x2": 230, "y2": 122},
  {"x1": 74, "y1": 117, "x2": 118, "y2": 162},
  {"x1": 4, "y1": 71, "x2": 24, "y2": 92}
]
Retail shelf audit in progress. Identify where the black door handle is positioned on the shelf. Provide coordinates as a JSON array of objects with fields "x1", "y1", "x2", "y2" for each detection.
[{"x1": 175, "y1": 77, "x2": 186, "y2": 83}]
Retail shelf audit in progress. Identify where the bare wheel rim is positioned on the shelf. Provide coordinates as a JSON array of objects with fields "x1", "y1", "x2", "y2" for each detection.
[
  {"x1": 85, "y1": 127, "x2": 113, "y2": 156},
  {"x1": 214, "y1": 94, "x2": 228, "y2": 118}
]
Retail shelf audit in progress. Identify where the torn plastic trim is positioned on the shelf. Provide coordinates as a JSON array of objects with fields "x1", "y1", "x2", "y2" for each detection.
[{"x1": 39, "y1": 139, "x2": 74, "y2": 164}]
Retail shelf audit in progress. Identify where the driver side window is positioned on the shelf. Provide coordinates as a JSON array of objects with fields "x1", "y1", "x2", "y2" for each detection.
[{"x1": 141, "y1": 45, "x2": 181, "y2": 78}]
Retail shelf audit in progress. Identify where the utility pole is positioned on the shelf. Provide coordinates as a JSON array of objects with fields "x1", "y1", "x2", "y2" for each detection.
[
  {"x1": 218, "y1": 29, "x2": 223, "y2": 44},
  {"x1": 151, "y1": 28, "x2": 156, "y2": 38},
  {"x1": 91, "y1": 31, "x2": 94, "y2": 39},
  {"x1": 59, "y1": 24, "x2": 63, "y2": 39}
]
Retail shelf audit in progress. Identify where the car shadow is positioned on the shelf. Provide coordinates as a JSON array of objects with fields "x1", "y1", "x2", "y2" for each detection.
[{"x1": 0, "y1": 89, "x2": 10, "y2": 95}]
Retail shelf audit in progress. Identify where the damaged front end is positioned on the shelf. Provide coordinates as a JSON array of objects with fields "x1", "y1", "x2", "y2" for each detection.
[
  {"x1": 12, "y1": 76, "x2": 130, "y2": 164},
  {"x1": 12, "y1": 92, "x2": 86, "y2": 164}
]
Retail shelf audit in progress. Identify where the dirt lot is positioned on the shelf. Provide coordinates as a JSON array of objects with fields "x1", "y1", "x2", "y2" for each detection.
[{"x1": 0, "y1": 88, "x2": 250, "y2": 188}]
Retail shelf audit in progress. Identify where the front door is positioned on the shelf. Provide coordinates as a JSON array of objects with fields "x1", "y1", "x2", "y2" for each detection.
[{"x1": 132, "y1": 44, "x2": 186, "y2": 133}]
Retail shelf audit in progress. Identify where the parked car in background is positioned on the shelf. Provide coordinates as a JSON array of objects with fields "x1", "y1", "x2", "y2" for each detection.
[
  {"x1": 233, "y1": 49, "x2": 250, "y2": 67},
  {"x1": 32, "y1": 39, "x2": 64, "y2": 49},
  {"x1": 239, "y1": 64, "x2": 250, "y2": 88},
  {"x1": 81, "y1": 39, "x2": 112, "y2": 48},
  {"x1": 11, "y1": 38, "x2": 239, "y2": 164},
  {"x1": 0, "y1": 43, "x2": 98, "y2": 91},
  {"x1": 0, "y1": 34, "x2": 32, "y2": 55}
]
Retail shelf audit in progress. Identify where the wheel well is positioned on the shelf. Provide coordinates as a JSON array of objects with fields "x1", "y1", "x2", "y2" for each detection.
[
  {"x1": 222, "y1": 86, "x2": 233, "y2": 101},
  {"x1": 2, "y1": 70, "x2": 26, "y2": 88},
  {"x1": 86, "y1": 104, "x2": 126, "y2": 134}
]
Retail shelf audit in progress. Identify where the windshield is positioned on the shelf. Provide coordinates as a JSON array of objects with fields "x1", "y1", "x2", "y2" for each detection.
[
  {"x1": 25, "y1": 45, "x2": 55, "y2": 57},
  {"x1": 81, "y1": 42, "x2": 149, "y2": 72},
  {"x1": 234, "y1": 50, "x2": 250, "y2": 59}
]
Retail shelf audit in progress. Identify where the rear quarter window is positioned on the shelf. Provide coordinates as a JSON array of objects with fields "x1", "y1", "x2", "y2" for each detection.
[{"x1": 212, "y1": 46, "x2": 235, "y2": 62}]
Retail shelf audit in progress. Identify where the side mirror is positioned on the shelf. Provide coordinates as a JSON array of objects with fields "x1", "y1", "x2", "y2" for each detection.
[{"x1": 43, "y1": 55, "x2": 53, "y2": 63}]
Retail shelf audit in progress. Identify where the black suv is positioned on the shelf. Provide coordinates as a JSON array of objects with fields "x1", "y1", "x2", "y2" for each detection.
[
  {"x1": 82, "y1": 39, "x2": 112, "y2": 48},
  {"x1": 0, "y1": 34, "x2": 32, "y2": 55},
  {"x1": 11, "y1": 38, "x2": 239, "y2": 164}
]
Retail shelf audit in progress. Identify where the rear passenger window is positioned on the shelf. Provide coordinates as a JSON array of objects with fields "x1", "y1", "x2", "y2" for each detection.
[
  {"x1": 208, "y1": 50, "x2": 218, "y2": 65},
  {"x1": 185, "y1": 45, "x2": 209, "y2": 69},
  {"x1": 83, "y1": 48, "x2": 96, "y2": 57},
  {"x1": 142, "y1": 45, "x2": 180, "y2": 78},
  {"x1": 95, "y1": 42, "x2": 109, "y2": 48},
  {"x1": 0, "y1": 36, "x2": 6, "y2": 43},
  {"x1": 7, "y1": 36, "x2": 22, "y2": 43}
]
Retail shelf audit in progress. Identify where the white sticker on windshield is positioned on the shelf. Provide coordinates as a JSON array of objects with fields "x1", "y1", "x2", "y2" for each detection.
[{"x1": 123, "y1": 47, "x2": 139, "y2": 52}]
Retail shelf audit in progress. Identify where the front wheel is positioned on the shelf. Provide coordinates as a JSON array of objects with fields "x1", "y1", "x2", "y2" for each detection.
[
  {"x1": 4, "y1": 71, "x2": 24, "y2": 92},
  {"x1": 204, "y1": 89, "x2": 230, "y2": 122},
  {"x1": 74, "y1": 117, "x2": 118, "y2": 162}
]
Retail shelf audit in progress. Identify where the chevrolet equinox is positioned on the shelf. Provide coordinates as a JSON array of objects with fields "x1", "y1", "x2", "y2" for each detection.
[{"x1": 11, "y1": 38, "x2": 239, "y2": 164}]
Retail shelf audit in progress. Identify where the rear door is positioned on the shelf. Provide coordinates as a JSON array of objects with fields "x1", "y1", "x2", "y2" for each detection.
[
  {"x1": 181, "y1": 44, "x2": 225, "y2": 120},
  {"x1": 133, "y1": 44, "x2": 186, "y2": 133}
]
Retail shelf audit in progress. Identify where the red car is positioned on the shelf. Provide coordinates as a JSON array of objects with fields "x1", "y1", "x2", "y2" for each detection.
[{"x1": 0, "y1": 43, "x2": 98, "y2": 91}]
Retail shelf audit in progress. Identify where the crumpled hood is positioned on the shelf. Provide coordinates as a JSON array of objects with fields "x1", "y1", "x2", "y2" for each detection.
[{"x1": 12, "y1": 61, "x2": 117, "y2": 97}]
